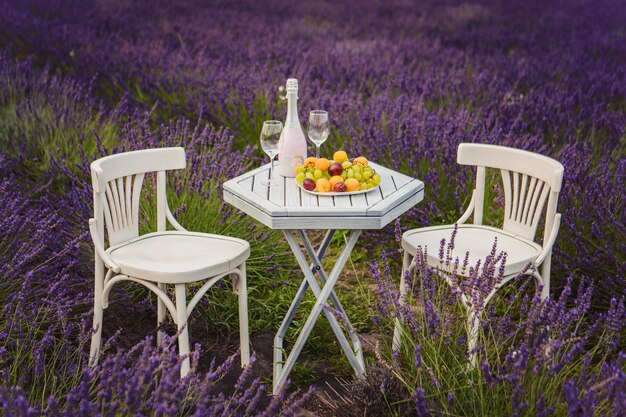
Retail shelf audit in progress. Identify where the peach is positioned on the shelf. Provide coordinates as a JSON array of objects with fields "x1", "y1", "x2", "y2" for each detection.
[
  {"x1": 345, "y1": 178, "x2": 360, "y2": 192},
  {"x1": 353, "y1": 156, "x2": 369, "y2": 166},
  {"x1": 333, "y1": 150, "x2": 349, "y2": 163},
  {"x1": 329, "y1": 175, "x2": 343, "y2": 189},
  {"x1": 315, "y1": 158, "x2": 331, "y2": 171},
  {"x1": 315, "y1": 178, "x2": 331, "y2": 192}
]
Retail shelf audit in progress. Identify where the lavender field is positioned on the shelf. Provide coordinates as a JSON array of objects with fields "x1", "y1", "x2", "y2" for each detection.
[{"x1": 0, "y1": 0, "x2": 624, "y2": 415}]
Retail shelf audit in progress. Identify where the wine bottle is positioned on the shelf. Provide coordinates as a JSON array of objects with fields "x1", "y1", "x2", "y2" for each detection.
[{"x1": 278, "y1": 78, "x2": 307, "y2": 177}]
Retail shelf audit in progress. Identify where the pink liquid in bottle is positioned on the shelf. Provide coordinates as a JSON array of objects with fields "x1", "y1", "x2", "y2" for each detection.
[{"x1": 278, "y1": 78, "x2": 307, "y2": 177}]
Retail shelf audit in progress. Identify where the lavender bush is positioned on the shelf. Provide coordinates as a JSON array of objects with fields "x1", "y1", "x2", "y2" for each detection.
[
  {"x1": 0, "y1": 55, "x2": 310, "y2": 413},
  {"x1": 369, "y1": 236, "x2": 626, "y2": 415},
  {"x1": 0, "y1": 0, "x2": 624, "y2": 414}
]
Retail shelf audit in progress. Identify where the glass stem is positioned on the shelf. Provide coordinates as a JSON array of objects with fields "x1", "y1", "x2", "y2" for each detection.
[
  {"x1": 269, "y1": 156, "x2": 274, "y2": 182},
  {"x1": 316, "y1": 145, "x2": 320, "y2": 158}
]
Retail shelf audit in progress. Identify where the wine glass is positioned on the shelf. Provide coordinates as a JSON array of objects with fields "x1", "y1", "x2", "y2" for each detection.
[
  {"x1": 260, "y1": 120, "x2": 283, "y2": 186},
  {"x1": 308, "y1": 110, "x2": 330, "y2": 158}
]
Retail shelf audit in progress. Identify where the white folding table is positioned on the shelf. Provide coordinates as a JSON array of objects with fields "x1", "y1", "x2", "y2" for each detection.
[{"x1": 223, "y1": 162, "x2": 424, "y2": 394}]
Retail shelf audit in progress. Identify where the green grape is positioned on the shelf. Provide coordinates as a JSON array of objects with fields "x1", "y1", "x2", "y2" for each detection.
[
  {"x1": 296, "y1": 165, "x2": 306, "y2": 174},
  {"x1": 359, "y1": 181, "x2": 368, "y2": 191},
  {"x1": 305, "y1": 172, "x2": 315, "y2": 180},
  {"x1": 372, "y1": 173, "x2": 381, "y2": 185},
  {"x1": 296, "y1": 172, "x2": 305, "y2": 184},
  {"x1": 352, "y1": 164, "x2": 361, "y2": 173},
  {"x1": 307, "y1": 167, "x2": 315, "y2": 174},
  {"x1": 314, "y1": 169, "x2": 323, "y2": 179},
  {"x1": 342, "y1": 161, "x2": 352, "y2": 169},
  {"x1": 340, "y1": 171, "x2": 348, "y2": 179},
  {"x1": 353, "y1": 172, "x2": 362, "y2": 180},
  {"x1": 363, "y1": 170, "x2": 372, "y2": 180},
  {"x1": 347, "y1": 169, "x2": 354, "y2": 178}
]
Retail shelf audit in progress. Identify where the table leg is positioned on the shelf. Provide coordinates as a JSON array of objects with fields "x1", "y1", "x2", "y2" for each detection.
[
  {"x1": 298, "y1": 231, "x2": 364, "y2": 368},
  {"x1": 273, "y1": 230, "x2": 334, "y2": 386},
  {"x1": 273, "y1": 229, "x2": 365, "y2": 394}
]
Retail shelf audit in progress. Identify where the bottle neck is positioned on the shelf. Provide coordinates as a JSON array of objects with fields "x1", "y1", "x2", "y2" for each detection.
[{"x1": 285, "y1": 91, "x2": 300, "y2": 127}]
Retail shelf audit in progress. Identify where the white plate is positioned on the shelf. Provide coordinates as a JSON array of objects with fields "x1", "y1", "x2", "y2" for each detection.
[{"x1": 296, "y1": 180, "x2": 380, "y2": 196}]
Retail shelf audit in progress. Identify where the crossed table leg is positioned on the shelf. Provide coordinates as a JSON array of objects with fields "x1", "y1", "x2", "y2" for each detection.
[{"x1": 273, "y1": 229, "x2": 366, "y2": 395}]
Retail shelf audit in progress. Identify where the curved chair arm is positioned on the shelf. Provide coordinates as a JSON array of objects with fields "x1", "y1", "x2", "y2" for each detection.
[
  {"x1": 88, "y1": 219, "x2": 121, "y2": 273},
  {"x1": 534, "y1": 213, "x2": 561, "y2": 267},
  {"x1": 165, "y1": 202, "x2": 187, "y2": 232},
  {"x1": 457, "y1": 190, "x2": 476, "y2": 225}
]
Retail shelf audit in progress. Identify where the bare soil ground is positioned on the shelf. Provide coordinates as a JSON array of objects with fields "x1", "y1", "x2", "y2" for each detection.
[{"x1": 101, "y1": 298, "x2": 369, "y2": 416}]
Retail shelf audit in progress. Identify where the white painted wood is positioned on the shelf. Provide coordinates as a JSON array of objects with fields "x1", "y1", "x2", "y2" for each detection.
[
  {"x1": 366, "y1": 180, "x2": 421, "y2": 217},
  {"x1": 268, "y1": 173, "x2": 284, "y2": 206},
  {"x1": 378, "y1": 171, "x2": 397, "y2": 199},
  {"x1": 395, "y1": 142, "x2": 564, "y2": 367},
  {"x1": 223, "y1": 191, "x2": 277, "y2": 229},
  {"x1": 457, "y1": 143, "x2": 564, "y2": 191},
  {"x1": 224, "y1": 163, "x2": 424, "y2": 395},
  {"x1": 300, "y1": 188, "x2": 318, "y2": 208},
  {"x1": 334, "y1": 195, "x2": 352, "y2": 207},
  {"x1": 237, "y1": 176, "x2": 253, "y2": 190},
  {"x1": 252, "y1": 170, "x2": 269, "y2": 200},
  {"x1": 91, "y1": 147, "x2": 186, "y2": 193},
  {"x1": 317, "y1": 193, "x2": 335, "y2": 208},
  {"x1": 285, "y1": 176, "x2": 302, "y2": 207},
  {"x1": 89, "y1": 148, "x2": 251, "y2": 378},
  {"x1": 223, "y1": 162, "x2": 424, "y2": 230}
]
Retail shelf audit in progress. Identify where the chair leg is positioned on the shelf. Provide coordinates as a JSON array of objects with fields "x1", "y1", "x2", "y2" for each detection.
[
  {"x1": 89, "y1": 260, "x2": 105, "y2": 366},
  {"x1": 392, "y1": 250, "x2": 412, "y2": 352},
  {"x1": 237, "y1": 264, "x2": 250, "y2": 367},
  {"x1": 157, "y1": 282, "x2": 167, "y2": 345},
  {"x1": 175, "y1": 284, "x2": 191, "y2": 378},
  {"x1": 540, "y1": 251, "x2": 552, "y2": 300},
  {"x1": 467, "y1": 307, "x2": 480, "y2": 368}
]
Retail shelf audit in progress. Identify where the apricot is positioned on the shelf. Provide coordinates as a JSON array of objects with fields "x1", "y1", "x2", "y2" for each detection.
[
  {"x1": 304, "y1": 156, "x2": 317, "y2": 167},
  {"x1": 345, "y1": 178, "x2": 360, "y2": 192},
  {"x1": 329, "y1": 175, "x2": 344, "y2": 189},
  {"x1": 353, "y1": 156, "x2": 369, "y2": 166},
  {"x1": 333, "y1": 150, "x2": 349, "y2": 163},
  {"x1": 315, "y1": 158, "x2": 331, "y2": 171},
  {"x1": 316, "y1": 178, "x2": 331, "y2": 192}
]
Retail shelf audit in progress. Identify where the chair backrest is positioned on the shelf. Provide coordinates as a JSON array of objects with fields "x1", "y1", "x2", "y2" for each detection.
[
  {"x1": 90, "y1": 147, "x2": 186, "y2": 247},
  {"x1": 457, "y1": 143, "x2": 564, "y2": 241}
]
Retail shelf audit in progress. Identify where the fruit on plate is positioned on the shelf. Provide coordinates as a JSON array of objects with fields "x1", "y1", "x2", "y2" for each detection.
[
  {"x1": 315, "y1": 158, "x2": 331, "y2": 171},
  {"x1": 328, "y1": 162, "x2": 343, "y2": 176},
  {"x1": 333, "y1": 150, "x2": 348, "y2": 163},
  {"x1": 302, "y1": 178, "x2": 316, "y2": 191},
  {"x1": 329, "y1": 175, "x2": 343, "y2": 189},
  {"x1": 316, "y1": 178, "x2": 331, "y2": 192},
  {"x1": 344, "y1": 178, "x2": 360, "y2": 192},
  {"x1": 334, "y1": 182, "x2": 347, "y2": 192},
  {"x1": 295, "y1": 151, "x2": 378, "y2": 193},
  {"x1": 353, "y1": 156, "x2": 368, "y2": 166}
]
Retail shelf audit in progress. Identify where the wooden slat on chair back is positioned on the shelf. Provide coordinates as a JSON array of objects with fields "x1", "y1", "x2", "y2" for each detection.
[
  {"x1": 101, "y1": 173, "x2": 145, "y2": 246},
  {"x1": 457, "y1": 143, "x2": 564, "y2": 242},
  {"x1": 91, "y1": 147, "x2": 186, "y2": 246},
  {"x1": 500, "y1": 170, "x2": 552, "y2": 239}
]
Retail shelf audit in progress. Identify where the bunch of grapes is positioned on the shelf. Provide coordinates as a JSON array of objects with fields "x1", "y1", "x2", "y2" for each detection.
[{"x1": 295, "y1": 151, "x2": 381, "y2": 193}]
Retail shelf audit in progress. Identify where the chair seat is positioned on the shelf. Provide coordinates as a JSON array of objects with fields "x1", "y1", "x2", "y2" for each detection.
[
  {"x1": 107, "y1": 231, "x2": 250, "y2": 283},
  {"x1": 401, "y1": 224, "x2": 542, "y2": 276}
]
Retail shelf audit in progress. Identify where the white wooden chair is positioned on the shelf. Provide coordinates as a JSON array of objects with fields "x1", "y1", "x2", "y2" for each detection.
[
  {"x1": 88, "y1": 147, "x2": 250, "y2": 377},
  {"x1": 392, "y1": 143, "x2": 564, "y2": 365}
]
